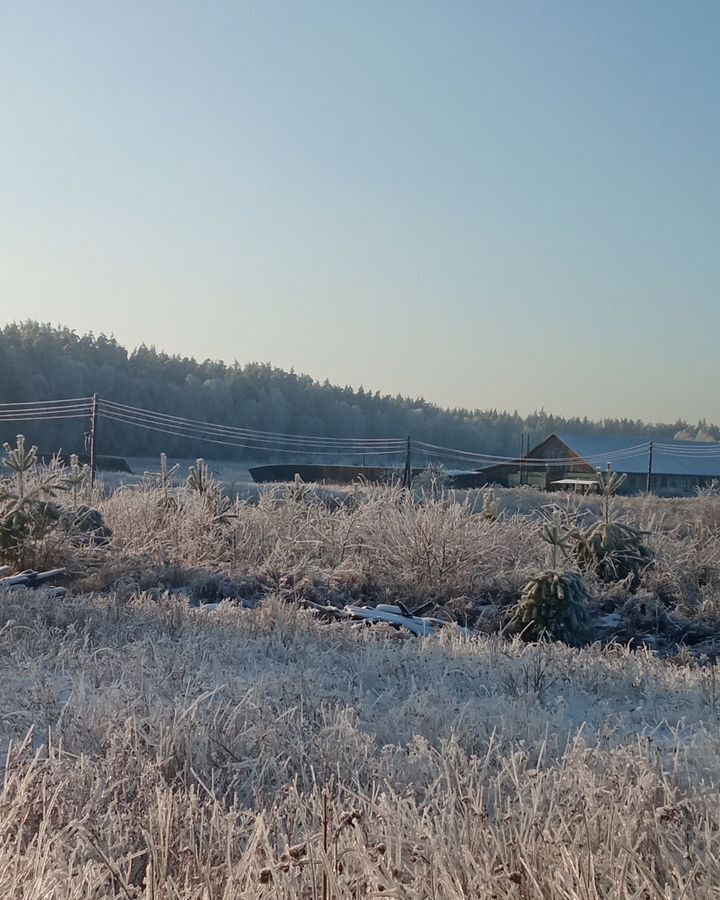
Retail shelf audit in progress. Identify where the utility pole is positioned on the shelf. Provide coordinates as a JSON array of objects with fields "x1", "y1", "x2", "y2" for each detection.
[
  {"x1": 89, "y1": 393, "x2": 99, "y2": 487},
  {"x1": 646, "y1": 441, "x2": 654, "y2": 495},
  {"x1": 403, "y1": 435, "x2": 412, "y2": 488}
]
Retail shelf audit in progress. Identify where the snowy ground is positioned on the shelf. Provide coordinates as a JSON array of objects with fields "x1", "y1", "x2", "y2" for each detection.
[
  {"x1": 1, "y1": 588, "x2": 719, "y2": 897},
  {"x1": 99, "y1": 455, "x2": 257, "y2": 492},
  {"x1": 3, "y1": 472, "x2": 720, "y2": 895}
]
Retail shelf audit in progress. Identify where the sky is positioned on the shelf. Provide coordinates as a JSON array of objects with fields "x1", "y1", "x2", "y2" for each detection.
[{"x1": 1, "y1": 1, "x2": 718, "y2": 423}]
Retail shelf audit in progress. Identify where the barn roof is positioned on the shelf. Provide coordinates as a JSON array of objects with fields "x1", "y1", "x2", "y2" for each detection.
[{"x1": 553, "y1": 433, "x2": 720, "y2": 478}]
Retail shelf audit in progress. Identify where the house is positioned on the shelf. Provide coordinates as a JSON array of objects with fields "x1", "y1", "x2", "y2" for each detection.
[{"x1": 477, "y1": 433, "x2": 720, "y2": 495}]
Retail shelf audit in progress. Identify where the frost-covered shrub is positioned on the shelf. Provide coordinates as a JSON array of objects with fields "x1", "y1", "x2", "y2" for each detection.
[
  {"x1": 576, "y1": 520, "x2": 654, "y2": 586},
  {"x1": 511, "y1": 516, "x2": 592, "y2": 644},
  {"x1": 515, "y1": 570, "x2": 591, "y2": 643},
  {"x1": 416, "y1": 463, "x2": 448, "y2": 501},
  {"x1": 574, "y1": 469, "x2": 655, "y2": 588},
  {"x1": 0, "y1": 436, "x2": 67, "y2": 566}
]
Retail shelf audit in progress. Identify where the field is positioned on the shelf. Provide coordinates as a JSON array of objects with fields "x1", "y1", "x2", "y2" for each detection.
[
  {"x1": 99, "y1": 456, "x2": 258, "y2": 494},
  {"x1": 2, "y1": 457, "x2": 720, "y2": 897}
]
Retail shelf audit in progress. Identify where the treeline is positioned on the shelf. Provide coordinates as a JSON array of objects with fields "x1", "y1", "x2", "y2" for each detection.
[{"x1": 0, "y1": 321, "x2": 716, "y2": 464}]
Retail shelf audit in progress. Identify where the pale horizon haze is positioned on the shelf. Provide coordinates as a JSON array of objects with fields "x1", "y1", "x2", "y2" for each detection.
[{"x1": 1, "y1": 1, "x2": 718, "y2": 423}]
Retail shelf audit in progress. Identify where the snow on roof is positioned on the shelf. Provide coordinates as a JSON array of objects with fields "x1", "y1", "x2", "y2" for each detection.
[{"x1": 553, "y1": 433, "x2": 720, "y2": 478}]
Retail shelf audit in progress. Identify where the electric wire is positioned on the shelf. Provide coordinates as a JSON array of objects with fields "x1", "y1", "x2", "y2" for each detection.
[
  {"x1": 415, "y1": 449, "x2": 648, "y2": 471},
  {"x1": 3, "y1": 395, "x2": 720, "y2": 468},
  {"x1": 98, "y1": 410, "x2": 406, "y2": 456},
  {"x1": 0, "y1": 396, "x2": 91, "y2": 408},
  {"x1": 423, "y1": 444, "x2": 653, "y2": 463},
  {"x1": 0, "y1": 404, "x2": 91, "y2": 416},
  {"x1": 429, "y1": 438, "x2": 653, "y2": 458},
  {"x1": 413, "y1": 438, "x2": 652, "y2": 462},
  {"x1": 0, "y1": 412, "x2": 92, "y2": 423},
  {"x1": 101, "y1": 399, "x2": 405, "y2": 446},
  {"x1": 413, "y1": 440, "x2": 653, "y2": 468},
  {"x1": 0, "y1": 405, "x2": 92, "y2": 418},
  {"x1": 102, "y1": 400, "x2": 404, "y2": 444},
  {"x1": 653, "y1": 443, "x2": 720, "y2": 455},
  {"x1": 99, "y1": 410, "x2": 404, "y2": 453}
]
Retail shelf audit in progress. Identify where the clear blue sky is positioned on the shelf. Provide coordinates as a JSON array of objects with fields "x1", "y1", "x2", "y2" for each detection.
[{"x1": 1, "y1": 1, "x2": 718, "y2": 422}]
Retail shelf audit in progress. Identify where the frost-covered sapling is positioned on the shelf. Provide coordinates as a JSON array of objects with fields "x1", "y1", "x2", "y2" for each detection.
[
  {"x1": 417, "y1": 463, "x2": 448, "y2": 502},
  {"x1": 187, "y1": 458, "x2": 211, "y2": 495},
  {"x1": 146, "y1": 452, "x2": 181, "y2": 510},
  {"x1": 0, "y1": 435, "x2": 64, "y2": 565},
  {"x1": 514, "y1": 515, "x2": 591, "y2": 643},
  {"x1": 576, "y1": 469, "x2": 653, "y2": 587},
  {"x1": 287, "y1": 473, "x2": 310, "y2": 504},
  {"x1": 482, "y1": 488, "x2": 499, "y2": 522},
  {"x1": 65, "y1": 453, "x2": 89, "y2": 511}
]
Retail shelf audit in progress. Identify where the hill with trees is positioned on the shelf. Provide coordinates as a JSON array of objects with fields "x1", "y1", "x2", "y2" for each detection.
[{"x1": 0, "y1": 321, "x2": 715, "y2": 463}]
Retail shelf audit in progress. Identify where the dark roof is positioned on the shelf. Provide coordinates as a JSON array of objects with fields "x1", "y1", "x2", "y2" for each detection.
[{"x1": 553, "y1": 433, "x2": 720, "y2": 478}]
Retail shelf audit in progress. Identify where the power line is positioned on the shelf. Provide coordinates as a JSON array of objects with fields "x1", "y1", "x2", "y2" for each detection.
[
  {"x1": 413, "y1": 439, "x2": 653, "y2": 468},
  {"x1": 0, "y1": 412, "x2": 92, "y2": 423},
  {"x1": 416, "y1": 440, "x2": 652, "y2": 462},
  {"x1": 5, "y1": 394, "x2": 719, "y2": 469},
  {"x1": 98, "y1": 409, "x2": 406, "y2": 456},
  {"x1": 0, "y1": 404, "x2": 92, "y2": 416},
  {"x1": 0, "y1": 403, "x2": 92, "y2": 415},
  {"x1": 0, "y1": 396, "x2": 91, "y2": 409},
  {"x1": 101, "y1": 399, "x2": 404, "y2": 447},
  {"x1": 99, "y1": 408, "x2": 404, "y2": 452},
  {"x1": 416, "y1": 449, "x2": 648, "y2": 470},
  {"x1": 653, "y1": 443, "x2": 720, "y2": 455}
]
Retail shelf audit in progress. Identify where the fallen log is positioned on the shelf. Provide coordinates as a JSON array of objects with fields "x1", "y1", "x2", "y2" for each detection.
[
  {"x1": 0, "y1": 568, "x2": 67, "y2": 588},
  {"x1": 300, "y1": 600, "x2": 474, "y2": 638},
  {"x1": 346, "y1": 605, "x2": 440, "y2": 636},
  {"x1": 299, "y1": 599, "x2": 349, "y2": 621}
]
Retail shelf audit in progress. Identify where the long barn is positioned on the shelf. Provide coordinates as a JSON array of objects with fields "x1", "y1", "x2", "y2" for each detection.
[{"x1": 477, "y1": 433, "x2": 720, "y2": 495}]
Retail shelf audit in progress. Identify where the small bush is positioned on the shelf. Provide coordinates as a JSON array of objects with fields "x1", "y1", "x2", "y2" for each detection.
[
  {"x1": 576, "y1": 521, "x2": 654, "y2": 587},
  {"x1": 514, "y1": 570, "x2": 591, "y2": 643}
]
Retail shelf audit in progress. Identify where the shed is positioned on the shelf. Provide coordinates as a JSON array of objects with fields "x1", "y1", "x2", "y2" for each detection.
[{"x1": 478, "y1": 433, "x2": 720, "y2": 495}]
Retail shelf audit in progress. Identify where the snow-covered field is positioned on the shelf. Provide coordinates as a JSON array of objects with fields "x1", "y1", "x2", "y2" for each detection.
[
  {"x1": 2, "y1": 471, "x2": 720, "y2": 896},
  {"x1": 1, "y1": 589, "x2": 719, "y2": 898},
  {"x1": 101, "y1": 455, "x2": 257, "y2": 491}
]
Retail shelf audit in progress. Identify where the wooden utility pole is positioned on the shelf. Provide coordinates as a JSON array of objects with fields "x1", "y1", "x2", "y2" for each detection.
[
  {"x1": 89, "y1": 393, "x2": 99, "y2": 487},
  {"x1": 646, "y1": 441, "x2": 654, "y2": 494},
  {"x1": 403, "y1": 436, "x2": 412, "y2": 488}
]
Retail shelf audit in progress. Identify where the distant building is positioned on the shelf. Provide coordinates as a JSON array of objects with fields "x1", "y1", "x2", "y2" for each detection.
[{"x1": 477, "y1": 433, "x2": 720, "y2": 495}]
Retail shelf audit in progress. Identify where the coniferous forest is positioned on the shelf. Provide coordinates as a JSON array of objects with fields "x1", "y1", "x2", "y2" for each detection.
[{"x1": 0, "y1": 321, "x2": 716, "y2": 462}]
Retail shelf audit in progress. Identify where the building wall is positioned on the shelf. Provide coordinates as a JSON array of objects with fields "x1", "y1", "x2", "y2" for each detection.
[
  {"x1": 525, "y1": 436, "x2": 596, "y2": 490},
  {"x1": 507, "y1": 470, "x2": 547, "y2": 489},
  {"x1": 650, "y1": 474, "x2": 707, "y2": 496}
]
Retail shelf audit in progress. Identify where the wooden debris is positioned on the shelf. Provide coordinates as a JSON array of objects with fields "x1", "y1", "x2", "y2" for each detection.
[
  {"x1": 348, "y1": 605, "x2": 440, "y2": 636},
  {"x1": 0, "y1": 568, "x2": 66, "y2": 588},
  {"x1": 300, "y1": 599, "x2": 347, "y2": 621},
  {"x1": 300, "y1": 599, "x2": 474, "y2": 638}
]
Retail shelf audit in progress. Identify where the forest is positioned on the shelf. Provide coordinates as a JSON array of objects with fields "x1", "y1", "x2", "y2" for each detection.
[{"x1": 0, "y1": 321, "x2": 716, "y2": 462}]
